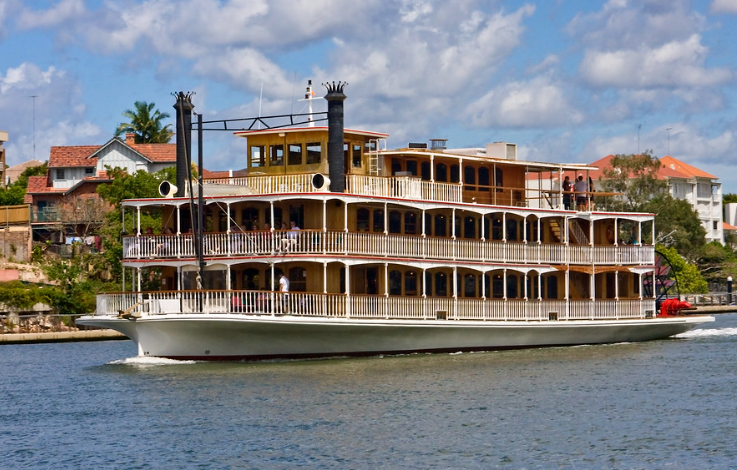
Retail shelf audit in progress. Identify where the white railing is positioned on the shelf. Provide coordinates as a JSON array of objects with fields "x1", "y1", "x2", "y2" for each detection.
[
  {"x1": 122, "y1": 231, "x2": 654, "y2": 266},
  {"x1": 96, "y1": 292, "x2": 656, "y2": 322},
  {"x1": 204, "y1": 173, "x2": 315, "y2": 194},
  {"x1": 346, "y1": 175, "x2": 463, "y2": 203}
]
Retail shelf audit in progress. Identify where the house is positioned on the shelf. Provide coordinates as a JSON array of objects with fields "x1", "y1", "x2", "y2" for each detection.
[
  {"x1": 588, "y1": 155, "x2": 723, "y2": 244},
  {"x1": 5, "y1": 159, "x2": 45, "y2": 186},
  {"x1": 526, "y1": 154, "x2": 724, "y2": 244},
  {"x1": 25, "y1": 133, "x2": 176, "y2": 243}
]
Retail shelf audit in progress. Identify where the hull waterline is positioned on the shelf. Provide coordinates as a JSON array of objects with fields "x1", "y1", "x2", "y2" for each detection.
[{"x1": 77, "y1": 314, "x2": 714, "y2": 361}]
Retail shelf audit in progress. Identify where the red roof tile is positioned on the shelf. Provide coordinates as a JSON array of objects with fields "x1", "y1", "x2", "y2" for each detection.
[{"x1": 660, "y1": 155, "x2": 716, "y2": 179}]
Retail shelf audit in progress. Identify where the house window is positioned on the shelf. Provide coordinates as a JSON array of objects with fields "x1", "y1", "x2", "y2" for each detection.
[
  {"x1": 85, "y1": 168, "x2": 94, "y2": 175},
  {"x1": 56, "y1": 169, "x2": 65, "y2": 179}
]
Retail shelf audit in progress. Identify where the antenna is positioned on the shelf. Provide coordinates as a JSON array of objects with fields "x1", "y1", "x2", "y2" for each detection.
[
  {"x1": 257, "y1": 82, "x2": 263, "y2": 129},
  {"x1": 637, "y1": 123, "x2": 641, "y2": 154},
  {"x1": 298, "y1": 80, "x2": 316, "y2": 127},
  {"x1": 30, "y1": 95, "x2": 38, "y2": 160},
  {"x1": 666, "y1": 127, "x2": 672, "y2": 155}
]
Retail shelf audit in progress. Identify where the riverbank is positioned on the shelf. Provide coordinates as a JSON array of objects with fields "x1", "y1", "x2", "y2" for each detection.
[{"x1": 0, "y1": 329, "x2": 126, "y2": 344}]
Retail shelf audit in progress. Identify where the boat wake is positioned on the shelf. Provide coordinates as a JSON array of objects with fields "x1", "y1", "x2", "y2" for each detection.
[
  {"x1": 108, "y1": 356, "x2": 197, "y2": 367},
  {"x1": 676, "y1": 327, "x2": 737, "y2": 339}
]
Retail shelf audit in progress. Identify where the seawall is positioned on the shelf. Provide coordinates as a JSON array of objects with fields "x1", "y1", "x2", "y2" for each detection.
[{"x1": 0, "y1": 329, "x2": 126, "y2": 345}]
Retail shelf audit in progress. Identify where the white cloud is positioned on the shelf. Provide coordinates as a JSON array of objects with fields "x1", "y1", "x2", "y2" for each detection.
[
  {"x1": 580, "y1": 34, "x2": 732, "y2": 88},
  {"x1": 17, "y1": 0, "x2": 86, "y2": 29},
  {"x1": 466, "y1": 76, "x2": 582, "y2": 128},
  {"x1": 710, "y1": 0, "x2": 737, "y2": 14},
  {"x1": 0, "y1": 62, "x2": 102, "y2": 165}
]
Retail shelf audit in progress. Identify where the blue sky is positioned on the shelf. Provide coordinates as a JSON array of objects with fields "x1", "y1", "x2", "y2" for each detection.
[{"x1": 2, "y1": 0, "x2": 737, "y2": 190}]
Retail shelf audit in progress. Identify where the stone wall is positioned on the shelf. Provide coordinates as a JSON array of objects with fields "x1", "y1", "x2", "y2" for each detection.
[{"x1": 0, "y1": 226, "x2": 32, "y2": 262}]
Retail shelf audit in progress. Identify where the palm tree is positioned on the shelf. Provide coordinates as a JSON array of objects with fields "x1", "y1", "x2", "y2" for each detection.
[{"x1": 115, "y1": 101, "x2": 173, "y2": 143}]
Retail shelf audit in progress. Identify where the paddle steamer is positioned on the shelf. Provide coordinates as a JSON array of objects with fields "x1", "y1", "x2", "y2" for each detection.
[{"x1": 77, "y1": 83, "x2": 712, "y2": 360}]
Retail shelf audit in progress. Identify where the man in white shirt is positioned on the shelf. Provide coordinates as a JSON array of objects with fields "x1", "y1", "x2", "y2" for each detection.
[
  {"x1": 279, "y1": 274, "x2": 290, "y2": 313},
  {"x1": 573, "y1": 174, "x2": 588, "y2": 211}
]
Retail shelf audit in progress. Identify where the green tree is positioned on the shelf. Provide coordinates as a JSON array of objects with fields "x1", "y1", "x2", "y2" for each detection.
[
  {"x1": 599, "y1": 152, "x2": 706, "y2": 257},
  {"x1": 599, "y1": 151, "x2": 668, "y2": 211},
  {"x1": 115, "y1": 101, "x2": 173, "y2": 143},
  {"x1": 0, "y1": 161, "x2": 48, "y2": 206},
  {"x1": 42, "y1": 254, "x2": 101, "y2": 315},
  {"x1": 657, "y1": 244, "x2": 708, "y2": 294},
  {"x1": 96, "y1": 166, "x2": 176, "y2": 283}
]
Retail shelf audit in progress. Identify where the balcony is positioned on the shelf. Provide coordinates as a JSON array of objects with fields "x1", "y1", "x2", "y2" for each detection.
[
  {"x1": 97, "y1": 290, "x2": 656, "y2": 322},
  {"x1": 122, "y1": 230, "x2": 654, "y2": 266}
]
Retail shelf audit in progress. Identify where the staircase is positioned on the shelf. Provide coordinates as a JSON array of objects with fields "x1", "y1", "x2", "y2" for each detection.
[{"x1": 568, "y1": 219, "x2": 589, "y2": 245}]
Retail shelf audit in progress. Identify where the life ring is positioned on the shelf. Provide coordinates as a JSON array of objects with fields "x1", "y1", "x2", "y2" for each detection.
[{"x1": 606, "y1": 225, "x2": 615, "y2": 244}]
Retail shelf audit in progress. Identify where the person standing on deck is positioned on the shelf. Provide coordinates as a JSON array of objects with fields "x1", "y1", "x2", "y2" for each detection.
[
  {"x1": 562, "y1": 175, "x2": 572, "y2": 210},
  {"x1": 574, "y1": 174, "x2": 588, "y2": 211},
  {"x1": 279, "y1": 274, "x2": 290, "y2": 313}
]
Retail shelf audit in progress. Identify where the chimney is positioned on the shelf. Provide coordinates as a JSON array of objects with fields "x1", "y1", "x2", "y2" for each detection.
[
  {"x1": 173, "y1": 92, "x2": 194, "y2": 197},
  {"x1": 125, "y1": 132, "x2": 136, "y2": 146},
  {"x1": 324, "y1": 81, "x2": 347, "y2": 193}
]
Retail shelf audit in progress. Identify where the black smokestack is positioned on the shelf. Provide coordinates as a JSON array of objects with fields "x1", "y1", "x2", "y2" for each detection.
[
  {"x1": 324, "y1": 81, "x2": 346, "y2": 193},
  {"x1": 173, "y1": 92, "x2": 194, "y2": 197}
]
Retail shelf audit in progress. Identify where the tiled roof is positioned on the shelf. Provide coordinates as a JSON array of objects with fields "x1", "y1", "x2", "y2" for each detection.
[
  {"x1": 202, "y1": 168, "x2": 249, "y2": 179},
  {"x1": 129, "y1": 142, "x2": 176, "y2": 162},
  {"x1": 49, "y1": 146, "x2": 100, "y2": 168},
  {"x1": 48, "y1": 139, "x2": 176, "y2": 168},
  {"x1": 723, "y1": 222, "x2": 737, "y2": 231},
  {"x1": 660, "y1": 155, "x2": 716, "y2": 179}
]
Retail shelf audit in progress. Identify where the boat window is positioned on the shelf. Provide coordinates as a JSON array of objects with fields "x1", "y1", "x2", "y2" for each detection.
[
  {"x1": 495, "y1": 168, "x2": 503, "y2": 192},
  {"x1": 270, "y1": 207, "x2": 283, "y2": 228},
  {"x1": 463, "y1": 216, "x2": 475, "y2": 239},
  {"x1": 405, "y1": 212, "x2": 417, "y2": 235},
  {"x1": 506, "y1": 274, "x2": 518, "y2": 299},
  {"x1": 450, "y1": 165, "x2": 459, "y2": 183},
  {"x1": 478, "y1": 167, "x2": 490, "y2": 188},
  {"x1": 373, "y1": 210, "x2": 385, "y2": 233},
  {"x1": 454, "y1": 216, "x2": 461, "y2": 238},
  {"x1": 464, "y1": 167, "x2": 476, "y2": 191},
  {"x1": 353, "y1": 144, "x2": 362, "y2": 168},
  {"x1": 421, "y1": 161, "x2": 431, "y2": 181},
  {"x1": 424, "y1": 212, "x2": 431, "y2": 236},
  {"x1": 389, "y1": 211, "x2": 402, "y2": 234},
  {"x1": 357, "y1": 208, "x2": 370, "y2": 232},
  {"x1": 288, "y1": 144, "x2": 302, "y2": 165},
  {"x1": 464, "y1": 274, "x2": 476, "y2": 297},
  {"x1": 242, "y1": 268, "x2": 260, "y2": 290},
  {"x1": 424, "y1": 271, "x2": 432, "y2": 296},
  {"x1": 250, "y1": 145, "x2": 265, "y2": 168},
  {"x1": 492, "y1": 274, "x2": 504, "y2": 298},
  {"x1": 507, "y1": 219, "x2": 518, "y2": 241},
  {"x1": 241, "y1": 208, "x2": 259, "y2": 230},
  {"x1": 306, "y1": 142, "x2": 321, "y2": 164},
  {"x1": 527, "y1": 275, "x2": 539, "y2": 299},
  {"x1": 434, "y1": 214, "x2": 446, "y2": 237},
  {"x1": 406, "y1": 160, "x2": 418, "y2": 176},
  {"x1": 289, "y1": 267, "x2": 306, "y2": 292},
  {"x1": 270, "y1": 144, "x2": 284, "y2": 166},
  {"x1": 389, "y1": 270, "x2": 402, "y2": 295},
  {"x1": 288, "y1": 205, "x2": 304, "y2": 229},
  {"x1": 484, "y1": 274, "x2": 491, "y2": 297},
  {"x1": 391, "y1": 159, "x2": 402, "y2": 175},
  {"x1": 436, "y1": 163, "x2": 447, "y2": 182},
  {"x1": 435, "y1": 272, "x2": 447, "y2": 296},
  {"x1": 546, "y1": 275, "x2": 558, "y2": 299},
  {"x1": 492, "y1": 217, "x2": 503, "y2": 241},
  {"x1": 405, "y1": 271, "x2": 418, "y2": 296}
]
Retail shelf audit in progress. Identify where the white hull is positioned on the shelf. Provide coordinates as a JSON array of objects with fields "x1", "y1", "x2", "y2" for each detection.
[{"x1": 76, "y1": 314, "x2": 713, "y2": 361}]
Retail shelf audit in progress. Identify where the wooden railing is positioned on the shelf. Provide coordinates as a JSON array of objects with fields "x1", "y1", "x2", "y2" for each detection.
[
  {"x1": 96, "y1": 291, "x2": 656, "y2": 321},
  {"x1": 122, "y1": 230, "x2": 655, "y2": 266}
]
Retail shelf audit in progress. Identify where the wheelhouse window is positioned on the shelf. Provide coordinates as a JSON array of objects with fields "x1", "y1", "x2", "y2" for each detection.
[
  {"x1": 288, "y1": 144, "x2": 302, "y2": 165},
  {"x1": 306, "y1": 142, "x2": 321, "y2": 164},
  {"x1": 270, "y1": 144, "x2": 284, "y2": 166},
  {"x1": 353, "y1": 144, "x2": 362, "y2": 168},
  {"x1": 250, "y1": 145, "x2": 265, "y2": 168}
]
